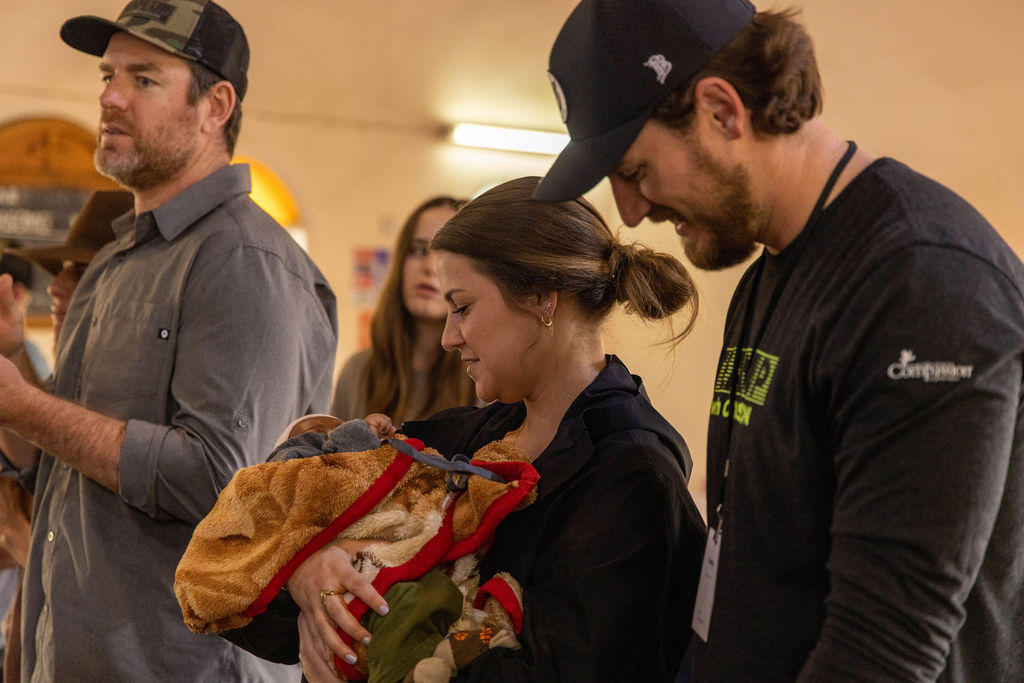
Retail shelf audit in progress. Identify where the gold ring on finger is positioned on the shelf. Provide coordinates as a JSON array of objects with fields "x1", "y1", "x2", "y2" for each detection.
[{"x1": 320, "y1": 589, "x2": 340, "y2": 609}]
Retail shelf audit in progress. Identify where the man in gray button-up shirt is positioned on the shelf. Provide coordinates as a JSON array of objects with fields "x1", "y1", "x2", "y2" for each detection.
[{"x1": 0, "y1": 2, "x2": 337, "y2": 680}]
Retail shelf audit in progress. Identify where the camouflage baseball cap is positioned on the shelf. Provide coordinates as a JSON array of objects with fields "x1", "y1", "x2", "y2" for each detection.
[{"x1": 60, "y1": 0, "x2": 250, "y2": 100}]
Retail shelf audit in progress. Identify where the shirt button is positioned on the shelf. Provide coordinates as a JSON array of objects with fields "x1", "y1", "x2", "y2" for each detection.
[{"x1": 47, "y1": 531, "x2": 55, "y2": 542}]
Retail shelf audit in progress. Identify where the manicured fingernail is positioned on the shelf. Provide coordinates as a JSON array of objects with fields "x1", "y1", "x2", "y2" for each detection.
[
  {"x1": 362, "y1": 635, "x2": 372, "y2": 645},
  {"x1": 377, "y1": 604, "x2": 389, "y2": 616},
  {"x1": 345, "y1": 654, "x2": 357, "y2": 665}
]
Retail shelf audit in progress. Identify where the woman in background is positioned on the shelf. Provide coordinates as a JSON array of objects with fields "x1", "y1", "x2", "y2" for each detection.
[{"x1": 330, "y1": 196, "x2": 477, "y2": 424}]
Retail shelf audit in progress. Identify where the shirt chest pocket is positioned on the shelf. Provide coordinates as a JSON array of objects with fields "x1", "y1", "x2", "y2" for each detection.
[{"x1": 79, "y1": 298, "x2": 177, "y2": 413}]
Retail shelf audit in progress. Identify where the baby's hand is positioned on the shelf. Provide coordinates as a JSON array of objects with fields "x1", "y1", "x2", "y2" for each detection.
[{"x1": 363, "y1": 413, "x2": 396, "y2": 439}]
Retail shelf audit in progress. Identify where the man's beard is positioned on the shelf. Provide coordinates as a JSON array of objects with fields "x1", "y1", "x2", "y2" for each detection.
[
  {"x1": 94, "y1": 109, "x2": 197, "y2": 191},
  {"x1": 648, "y1": 142, "x2": 762, "y2": 271}
]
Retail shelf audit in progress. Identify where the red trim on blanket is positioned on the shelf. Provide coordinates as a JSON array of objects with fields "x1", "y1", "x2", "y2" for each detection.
[
  {"x1": 373, "y1": 501, "x2": 456, "y2": 591},
  {"x1": 334, "y1": 502, "x2": 458, "y2": 679},
  {"x1": 474, "y1": 576, "x2": 524, "y2": 634},
  {"x1": 244, "y1": 440, "x2": 535, "y2": 681},
  {"x1": 335, "y1": 461, "x2": 539, "y2": 677},
  {"x1": 441, "y1": 460, "x2": 540, "y2": 562},
  {"x1": 241, "y1": 448, "x2": 416, "y2": 618}
]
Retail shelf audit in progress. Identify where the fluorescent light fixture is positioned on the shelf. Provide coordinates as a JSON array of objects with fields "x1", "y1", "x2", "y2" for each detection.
[{"x1": 451, "y1": 123, "x2": 569, "y2": 155}]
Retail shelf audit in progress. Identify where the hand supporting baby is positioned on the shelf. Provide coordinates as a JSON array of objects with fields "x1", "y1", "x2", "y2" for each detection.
[{"x1": 286, "y1": 413, "x2": 396, "y2": 681}]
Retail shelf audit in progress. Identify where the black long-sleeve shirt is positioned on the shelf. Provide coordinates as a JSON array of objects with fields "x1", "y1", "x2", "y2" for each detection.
[
  {"x1": 697, "y1": 158, "x2": 1024, "y2": 682},
  {"x1": 226, "y1": 355, "x2": 706, "y2": 681}
]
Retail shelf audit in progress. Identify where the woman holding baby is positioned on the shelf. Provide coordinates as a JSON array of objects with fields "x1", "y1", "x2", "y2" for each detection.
[{"x1": 232, "y1": 176, "x2": 707, "y2": 681}]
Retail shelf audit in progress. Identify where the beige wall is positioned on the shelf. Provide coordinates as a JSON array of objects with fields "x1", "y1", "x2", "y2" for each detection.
[{"x1": 3, "y1": 1, "x2": 1023, "y2": 515}]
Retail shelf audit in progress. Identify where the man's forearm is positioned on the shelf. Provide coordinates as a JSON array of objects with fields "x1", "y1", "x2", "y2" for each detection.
[
  {"x1": 2, "y1": 382, "x2": 124, "y2": 491},
  {"x1": 0, "y1": 347, "x2": 45, "y2": 469}
]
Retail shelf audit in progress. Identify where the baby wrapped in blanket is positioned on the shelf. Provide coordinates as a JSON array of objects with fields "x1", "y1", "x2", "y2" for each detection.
[{"x1": 174, "y1": 415, "x2": 539, "y2": 681}]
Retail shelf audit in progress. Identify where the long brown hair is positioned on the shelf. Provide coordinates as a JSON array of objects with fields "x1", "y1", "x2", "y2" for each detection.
[
  {"x1": 432, "y1": 177, "x2": 698, "y2": 346},
  {"x1": 363, "y1": 196, "x2": 477, "y2": 422}
]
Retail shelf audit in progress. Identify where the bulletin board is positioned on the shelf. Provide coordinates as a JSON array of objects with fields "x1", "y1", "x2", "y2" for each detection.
[{"x1": 352, "y1": 246, "x2": 391, "y2": 348}]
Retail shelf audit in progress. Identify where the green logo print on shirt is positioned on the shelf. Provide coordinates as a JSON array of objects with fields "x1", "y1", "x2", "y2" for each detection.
[{"x1": 710, "y1": 347, "x2": 780, "y2": 426}]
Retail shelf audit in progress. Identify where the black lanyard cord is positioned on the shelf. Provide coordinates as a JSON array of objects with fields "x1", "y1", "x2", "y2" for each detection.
[{"x1": 714, "y1": 141, "x2": 858, "y2": 531}]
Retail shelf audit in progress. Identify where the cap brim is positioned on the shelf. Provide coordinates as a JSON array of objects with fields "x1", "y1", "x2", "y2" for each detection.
[
  {"x1": 60, "y1": 16, "x2": 126, "y2": 57},
  {"x1": 533, "y1": 109, "x2": 650, "y2": 202},
  {"x1": 61, "y1": 15, "x2": 195, "y2": 63},
  {"x1": 4, "y1": 246, "x2": 97, "y2": 277}
]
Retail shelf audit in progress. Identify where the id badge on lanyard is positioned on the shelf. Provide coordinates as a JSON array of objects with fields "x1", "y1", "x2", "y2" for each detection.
[{"x1": 691, "y1": 521, "x2": 722, "y2": 642}]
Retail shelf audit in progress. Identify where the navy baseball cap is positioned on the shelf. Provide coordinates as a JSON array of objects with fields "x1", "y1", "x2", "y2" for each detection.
[
  {"x1": 535, "y1": 0, "x2": 755, "y2": 201},
  {"x1": 60, "y1": 0, "x2": 250, "y2": 100}
]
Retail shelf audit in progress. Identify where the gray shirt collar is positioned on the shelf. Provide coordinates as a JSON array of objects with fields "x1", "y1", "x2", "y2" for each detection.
[{"x1": 111, "y1": 164, "x2": 253, "y2": 243}]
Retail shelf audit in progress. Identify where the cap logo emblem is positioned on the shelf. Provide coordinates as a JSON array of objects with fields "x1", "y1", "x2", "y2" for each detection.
[
  {"x1": 121, "y1": 0, "x2": 176, "y2": 25},
  {"x1": 643, "y1": 54, "x2": 673, "y2": 85},
  {"x1": 548, "y1": 72, "x2": 569, "y2": 123}
]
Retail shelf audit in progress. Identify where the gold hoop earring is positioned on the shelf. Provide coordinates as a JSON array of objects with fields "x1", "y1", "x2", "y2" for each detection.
[{"x1": 540, "y1": 315, "x2": 553, "y2": 328}]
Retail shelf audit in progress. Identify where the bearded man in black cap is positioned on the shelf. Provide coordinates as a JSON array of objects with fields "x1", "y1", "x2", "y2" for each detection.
[
  {"x1": 538, "y1": 1, "x2": 1024, "y2": 681},
  {"x1": 0, "y1": 2, "x2": 337, "y2": 680}
]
